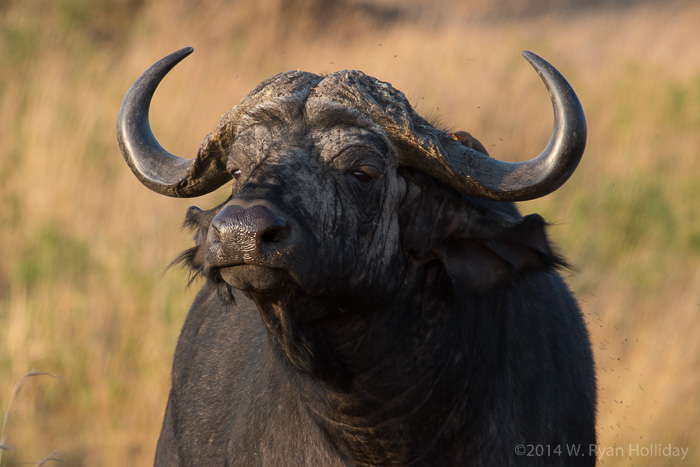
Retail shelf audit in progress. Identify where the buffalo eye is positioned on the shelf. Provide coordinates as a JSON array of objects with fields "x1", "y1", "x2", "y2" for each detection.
[{"x1": 352, "y1": 170, "x2": 373, "y2": 183}]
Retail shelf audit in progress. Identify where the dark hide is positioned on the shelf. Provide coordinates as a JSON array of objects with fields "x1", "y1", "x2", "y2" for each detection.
[{"x1": 157, "y1": 160, "x2": 596, "y2": 465}]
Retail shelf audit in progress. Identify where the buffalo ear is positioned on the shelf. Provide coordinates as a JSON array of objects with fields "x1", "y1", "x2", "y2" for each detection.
[{"x1": 432, "y1": 214, "x2": 564, "y2": 293}]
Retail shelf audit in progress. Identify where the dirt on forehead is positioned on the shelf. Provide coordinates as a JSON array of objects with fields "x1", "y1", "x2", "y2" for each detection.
[{"x1": 202, "y1": 67, "x2": 452, "y2": 183}]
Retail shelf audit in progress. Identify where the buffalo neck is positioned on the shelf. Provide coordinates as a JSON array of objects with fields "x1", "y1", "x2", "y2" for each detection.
[{"x1": 251, "y1": 262, "x2": 497, "y2": 465}]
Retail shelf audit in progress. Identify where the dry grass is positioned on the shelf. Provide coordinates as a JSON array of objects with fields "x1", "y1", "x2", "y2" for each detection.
[
  {"x1": 1, "y1": 0, "x2": 698, "y2": 465},
  {"x1": 0, "y1": 372, "x2": 63, "y2": 466}
]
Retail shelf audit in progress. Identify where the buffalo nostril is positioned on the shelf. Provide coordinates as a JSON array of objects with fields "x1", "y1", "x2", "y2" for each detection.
[{"x1": 260, "y1": 224, "x2": 287, "y2": 244}]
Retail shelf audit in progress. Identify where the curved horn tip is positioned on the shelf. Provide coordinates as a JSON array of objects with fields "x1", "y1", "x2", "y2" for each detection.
[
  {"x1": 519, "y1": 49, "x2": 587, "y2": 137},
  {"x1": 150, "y1": 47, "x2": 195, "y2": 74},
  {"x1": 171, "y1": 46, "x2": 195, "y2": 60},
  {"x1": 139, "y1": 48, "x2": 194, "y2": 93},
  {"x1": 521, "y1": 50, "x2": 554, "y2": 74},
  {"x1": 521, "y1": 50, "x2": 539, "y2": 61}
]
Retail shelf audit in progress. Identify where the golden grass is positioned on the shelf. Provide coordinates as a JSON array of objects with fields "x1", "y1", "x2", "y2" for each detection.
[{"x1": 1, "y1": 0, "x2": 698, "y2": 464}]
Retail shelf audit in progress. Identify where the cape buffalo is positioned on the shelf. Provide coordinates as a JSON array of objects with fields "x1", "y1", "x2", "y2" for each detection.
[{"x1": 118, "y1": 47, "x2": 596, "y2": 466}]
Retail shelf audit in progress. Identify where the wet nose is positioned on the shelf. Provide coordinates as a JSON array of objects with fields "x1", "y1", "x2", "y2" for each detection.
[{"x1": 209, "y1": 204, "x2": 288, "y2": 265}]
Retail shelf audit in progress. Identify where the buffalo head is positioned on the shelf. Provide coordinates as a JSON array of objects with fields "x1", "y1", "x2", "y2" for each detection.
[{"x1": 117, "y1": 47, "x2": 585, "y2": 366}]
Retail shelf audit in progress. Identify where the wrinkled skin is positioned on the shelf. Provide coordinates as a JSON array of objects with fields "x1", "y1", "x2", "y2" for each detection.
[{"x1": 154, "y1": 89, "x2": 597, "y2": 465}]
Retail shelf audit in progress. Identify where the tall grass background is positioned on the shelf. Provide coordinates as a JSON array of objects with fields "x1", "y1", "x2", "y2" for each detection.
[{"x1": 0, "y1": 0, "x2": 698, "y2": 464}]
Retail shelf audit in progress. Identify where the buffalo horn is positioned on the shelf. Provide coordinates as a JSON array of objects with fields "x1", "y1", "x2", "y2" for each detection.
[
  {"x1": 117, "y1": 47, "x2": 231, "y2": 197},
  {"x1": 437, "y1": 51, "x2": 587, "y2": 201}
]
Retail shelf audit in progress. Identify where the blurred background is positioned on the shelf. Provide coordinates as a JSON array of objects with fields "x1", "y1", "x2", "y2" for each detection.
[{"x1": 1, "y1": 0, "x2": 698, "y2": 465}]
